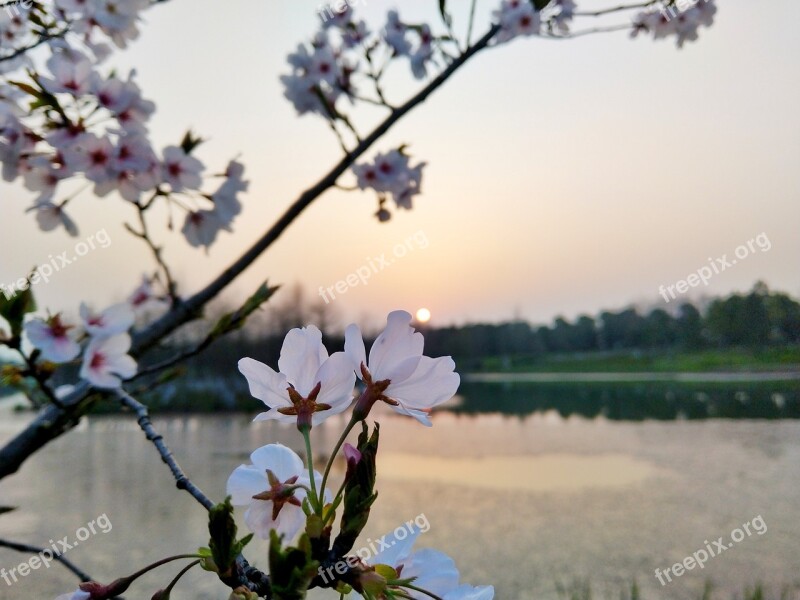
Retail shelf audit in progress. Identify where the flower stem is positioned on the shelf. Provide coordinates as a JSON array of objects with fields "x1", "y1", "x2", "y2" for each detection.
[
  {"x1": 319, "y1": 414, "x2": 360, "y2": 504},
  {"x1": 399, "y1": 583, "x2": 444, "y2": 600},
  {"x1": 301, "y1": 426, "x2": 321, "y2": 514},
  {"x1": 162, "y1": 559, "x2": 201, "y2": 595},
  {"x1": 125, "y1": 554, "x2": 202, "y2": 583}
]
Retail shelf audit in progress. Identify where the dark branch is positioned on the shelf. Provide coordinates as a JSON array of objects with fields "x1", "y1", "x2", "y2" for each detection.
[
  {"x1": 114, "y1": 388, "x2": 273, "y2": 597},
  {"x1": 115, "y1": 388, "x2": 214, "y2": 510},
  {"x1": 0, "y1": 538, "x2": 93, "y2": 582}
]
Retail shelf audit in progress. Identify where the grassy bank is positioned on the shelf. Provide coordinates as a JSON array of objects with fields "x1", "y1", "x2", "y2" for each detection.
[{"x1": 476, "y1": 347, "x2": 800, "y2": 374}]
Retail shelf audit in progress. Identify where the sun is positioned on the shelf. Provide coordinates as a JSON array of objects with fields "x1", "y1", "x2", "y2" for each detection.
[{"x1": 415, "y1": 308, "x2": 432, "y2": 323}]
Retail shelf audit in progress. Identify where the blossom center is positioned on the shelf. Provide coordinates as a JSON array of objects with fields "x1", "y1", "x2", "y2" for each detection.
[{"x1": 252, "y1": 471, "x2": 303, "y2": 520}]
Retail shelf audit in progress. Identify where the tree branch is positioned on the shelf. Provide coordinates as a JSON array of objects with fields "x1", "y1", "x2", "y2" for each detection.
[
  {"x1": 0, "y1": 538, "x2": 93, "y2": 582},
  {"x1": 115, "y1": 388, "x2": 214, "y2": 509},
  {"x1": 0, "y1": 24, "x2": 501, "y2": 481},
  {"x1": 0, "y1": 28, "x2": 70, "y2": 64},
  {"x1": 114, "y1": 388, "x2": 273, "y2": 597}
]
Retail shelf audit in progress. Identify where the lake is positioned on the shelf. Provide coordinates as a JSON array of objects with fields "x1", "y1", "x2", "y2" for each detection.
[{"x1": 1, "y1": 379, "x2": 799, "y2": 599}]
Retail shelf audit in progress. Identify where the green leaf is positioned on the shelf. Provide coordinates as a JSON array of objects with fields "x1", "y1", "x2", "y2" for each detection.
[
  {"x1": 332, "y1": 423, "x2": 380, "y2": 557},
  {"x1": 8, "y1": 80, "x2": 39, "y2": 97},
  {"x1": 209, "y1": 282, "x2": 279, "y2": 340},
  {"x1": 207, "y1": 497, "x2": 249, "y2": 578},
  {"x1": 180, "y1": 130, "x2": 204, "y2": 155},
  {"x1": 438, "y1": 0, "x2": 452, "y2": 26},
  {"x1": 0, "y1": 283, "x2": 36, "y2": 339},
  {"x1": 268, "y1": 531, "x2": 319, "y2": 600},
  {"x1": 531, "y1": 0, "x2": 553, "y2": 9}
]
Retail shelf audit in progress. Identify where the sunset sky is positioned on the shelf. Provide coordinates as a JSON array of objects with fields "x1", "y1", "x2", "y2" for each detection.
[{"x1": 2, "y1": 0, "x2": 799, "y2": 330}]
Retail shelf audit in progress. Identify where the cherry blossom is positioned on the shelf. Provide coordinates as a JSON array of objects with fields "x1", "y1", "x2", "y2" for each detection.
[
  {"x1": 493, "y1": 0, "x2": 542, "y2": 44},
  {"x1": 358, "y1": 526, "x2": 461, "y2": 599},
  {"x1": 352, "y1": 149, "x2": 426, "y2": 219},
  {"x1": 79, "y1": 302, "x2": 135, "y2": 337},
  {"x1": 631, "y1": 1, "x2": 717, "y2": 48},
  {"x1": 79, "y1": 333, "x2": 137, "y2": 388},
  {"x1": 345, "y1": 310, "x2": 460, "y2": 426},
  {"x1": 161, "y1": 146, "x2": 204, "y2": 192},
  {"x1": 127, "y1": 275, "x2": 167, "y2": 315},
  {"x1": 210, "y1": 160, "x2": 249, "y2": 222},
  {"x1": 24, "y1": 315, "x2": 80, "y2": 363},
  {"x1": 39, "y1": 51, "x2": 94, "y2": 97},
  {"x1": 410, "y1": 25, "x2": 435, "y2": 80},
  {"x1": 238, "y1": 325, "x2": 355, "y2": 429},
  {"x1": 226, "y1": 444, "x2": 327, "y2": 540},
  {"x1": 25, "y1": 202, "x2": 79, "y2": 236},
  {"x1": 181, "y1": 210, "x2": 228, "y2": 250},
  {"x1": 384, "y1": 10, "x2": 411, "y2": 56}
]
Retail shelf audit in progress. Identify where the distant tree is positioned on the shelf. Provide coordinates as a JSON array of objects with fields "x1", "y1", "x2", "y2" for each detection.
[
  {"x1": 706, "y1": 282, "x2": 770, "y2": 347},
  {"x1": 766, "y1": 292, "x2": 800, "y2": 343},
  {"x1": 643, "y1": 308, "x2": 677, "y2": 348},
  {"x1": 599, "y1": 309, "x2": 645, "y2": 350},
  {"x1": 676, "y1": 303, "x2": 705, "y2": 349}
]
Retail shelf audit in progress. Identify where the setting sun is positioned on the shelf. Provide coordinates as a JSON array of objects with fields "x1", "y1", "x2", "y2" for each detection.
[{"x1": 416, "y1": 308, "x2": 432, "y2": 323}]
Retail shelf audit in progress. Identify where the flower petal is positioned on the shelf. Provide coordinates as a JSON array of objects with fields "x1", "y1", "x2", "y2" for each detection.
[
  {"x1": 368, "y1": 311, "x2": 423, "y2": 380},
  {"x1": 238, "y1": 357, "x2": 290, "y2": 409},
  {"x1": 249, "y1": 443, "x2": 304, "y2": 482},
  {"x1": 226, "y1": 465, "x2": 267, "y2": 505},
  {"x1": 314, "y1": 352, "x2": 356, "y2": 411},
  {"x1": 278, "y1": 326, "x2": 328, "y2": 394},
  {"x1": 344, "y1": 323, "x2": 366, "y2": 375},
  {"x1": 387, "y1": 355, "x2": 460, "y2": 411}
]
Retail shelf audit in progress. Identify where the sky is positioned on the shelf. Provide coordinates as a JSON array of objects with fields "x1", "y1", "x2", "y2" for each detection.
[{"x1": 1, "y1": 0, "x2": 799, "y2": 331}]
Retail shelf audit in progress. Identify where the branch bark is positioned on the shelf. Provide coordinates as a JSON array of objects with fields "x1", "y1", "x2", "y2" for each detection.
[{"x1": 115, "y1": 388, "x2": 273, "y2": 597}]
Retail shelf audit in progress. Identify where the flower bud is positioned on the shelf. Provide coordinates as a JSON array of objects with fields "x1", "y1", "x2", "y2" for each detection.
[{"x1": 228, "y1": 586, "x2": 259, "y2": 600}]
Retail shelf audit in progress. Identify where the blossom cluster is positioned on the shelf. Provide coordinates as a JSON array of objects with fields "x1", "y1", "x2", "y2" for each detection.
[
  {"x1": 631, "y1": 0, "x2": 717, "y2": 48},
  {"x1": 1, "y1": 0, "x2": 149, "y2": 75},
  {"x1": 223, "y1": 311, "x2": 489, "y2": 598},
  {"x1": 280, "y1": 6, "x2": 442, "y2": 120},
  {"x1": 2, "y1": 10, "x2": 248, "y2": 250},
  {"x1": 352, "y1": 148, "x2": 426, "y2": 221},
  {"x1": 493, "y1": 0, "x2": 577, "y2": 43},
  {"x1": 20, "y1": 276, "x2": 165, "y2": 389}
]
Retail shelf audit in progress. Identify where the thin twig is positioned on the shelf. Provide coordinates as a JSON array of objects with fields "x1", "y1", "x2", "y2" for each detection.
[
  {"x1": 542, "y1": 24, "x2": 633, "y2": 39},
  {"x1": 126, "y1": 200, "x2": 179, "y2": 303},
  {"x1": 114, "y1": 388, "x2": 273, "y2": 597},
  {"x1": 466, "y1": 0, "x2": 479, "y2": 48},
  {"x1": 114, "y1": 388, "x2": 214, "y2": 510},
  {"x1": 574, "y1": 1, "x2": 661, "y2": 17},
  {"x1": 0, "y1": 28, "x2": 70, "y2": 64},
  {"x1": 0, "y1": 538, "x2": 92, "y2": 582}
]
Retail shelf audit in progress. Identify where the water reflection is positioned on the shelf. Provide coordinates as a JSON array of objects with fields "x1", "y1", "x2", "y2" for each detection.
[
  {"x1": 378, "y1": 452, "x2": 664, "y2": 492},
  {"x1": 449, "y1": 381, "x2": 800, "y2": 420}
]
